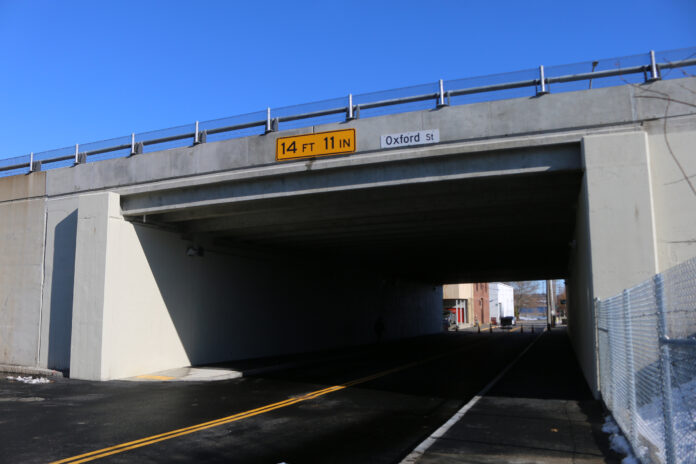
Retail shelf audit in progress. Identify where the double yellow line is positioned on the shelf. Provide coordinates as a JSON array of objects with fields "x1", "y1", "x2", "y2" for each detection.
[
  {"x1": 52, "y1": 385, "x2": 347, "y2": 464},
  {"x1": 52, "y1": 339, "x2": 488, "y2": 463}
]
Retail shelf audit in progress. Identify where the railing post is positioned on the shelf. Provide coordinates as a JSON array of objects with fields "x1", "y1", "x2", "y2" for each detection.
[
  {"x1": 623, "y1": 289, "x2": 638, "y2": 448},
  {"x1": 73, "y1": 144, "x2": 85, "y2": 165},
  {"x1": 655, "y1": 274, "x2": 676, "y2": 464},
  {"x1": 28, "y1": 152, "x2": 34, "y2": 173},
  {"x1": 537, "y1": 65, "x2": 549, "y2": 96},
  {"x1": 194, "y1": 121, "x2": 200, "y2": 145},
  {"x1": 130, "y1": 133, "x2": 143, "y2": 156},
  {"x1": 265, "y1": 107, "x2": 277, "y2": 133},
  {"x1": 437, "y1": 79, "x2": 449, "y2": 108},
  {"x1": 604, "y1": 299, "x2": 614, "y2": 410},
  {"x1": 346, "y1": 94, "x2": 355, "y2": 120},
  {"x1": 648, "y1": 50, "x2": 661, "y2": 82}
]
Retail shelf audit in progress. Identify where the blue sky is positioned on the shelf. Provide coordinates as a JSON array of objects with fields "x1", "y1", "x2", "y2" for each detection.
[{"x1": 1, "y1": 0, "x2": 694, "y2": 159}]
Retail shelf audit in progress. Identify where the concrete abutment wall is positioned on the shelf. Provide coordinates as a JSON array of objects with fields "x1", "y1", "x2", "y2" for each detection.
[
  {"x1": 569, "y1": 131, "x2": 660, "y2": 395},
  {"x1": 568, "y1": 116, "x2": 696, "y2": 396},
  {"x1": 0, "y1": 174, "x2": 46, "y2": 367},
  {"x1": 69, "y1": 192, "x2": 441, "y2": 380}
]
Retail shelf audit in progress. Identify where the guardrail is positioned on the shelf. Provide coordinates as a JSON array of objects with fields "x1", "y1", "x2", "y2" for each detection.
[{"x1": 1, "y1": 47, "x2": 695, "y2": 178}]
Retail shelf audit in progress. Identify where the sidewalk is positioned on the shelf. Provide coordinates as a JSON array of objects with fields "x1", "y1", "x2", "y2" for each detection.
[{"x1": 412, "y1": 328, "x2": 622, "y2": 463}]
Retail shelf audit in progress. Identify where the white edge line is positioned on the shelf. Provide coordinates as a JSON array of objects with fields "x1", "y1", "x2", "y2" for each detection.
[{"x1": 399, "y1": 330, "x2": 547, "y2": 464}]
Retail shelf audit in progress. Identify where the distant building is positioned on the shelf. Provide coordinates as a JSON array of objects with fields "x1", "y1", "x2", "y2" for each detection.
[
  {"x1": 473, "y1": 282, "x2": 490, "y2": 325},
  {"x1": 489, "y1": 282, "x2": 514, "y2": 324},
  {"x1": 442, "y1": 283, "x2": 474, "y2": 328}
]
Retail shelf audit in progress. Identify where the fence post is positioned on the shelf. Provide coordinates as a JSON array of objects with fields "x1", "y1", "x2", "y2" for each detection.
[
  {"x1": 654, "y1": 274, "x2": 676, "y2": 464},
  {"x1": 623, "y1": 289, "x2": 639, "y2": 447},
  {"x1": 596, "y1": 298, "x2": 613, "y2": 409}
]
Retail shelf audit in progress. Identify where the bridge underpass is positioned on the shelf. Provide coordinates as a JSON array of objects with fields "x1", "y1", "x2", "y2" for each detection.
[
  {"x1": 122, "y1": 143, "x2": 582, "y2": 284},
  {"x1": 1, "y1": 76, "x2": 695, "y2": 399}
]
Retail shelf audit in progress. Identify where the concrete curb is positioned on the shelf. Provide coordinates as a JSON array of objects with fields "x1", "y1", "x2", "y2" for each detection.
[
  {"x1": 127, "y1": 351, "x2": 361, "y2": 382},
  {"x1": 127, "y1": 338, "x2": 422, "y2": 382},
  {"x1": 0, "y1": 364, "x2": 64, "y2": 378}
]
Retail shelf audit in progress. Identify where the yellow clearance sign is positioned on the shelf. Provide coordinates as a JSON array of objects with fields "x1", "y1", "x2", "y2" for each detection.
[{"x1": 276, "y1": 129, "x2": 356, "y2": 161}]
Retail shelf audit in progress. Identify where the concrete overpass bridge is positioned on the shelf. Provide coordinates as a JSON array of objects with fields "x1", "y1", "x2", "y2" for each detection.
[{"x1": 1, "y1": 52, "x2": 695, "y2": 397}]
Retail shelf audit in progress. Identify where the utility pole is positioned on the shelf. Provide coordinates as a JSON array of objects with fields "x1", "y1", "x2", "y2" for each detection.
[{"x1": 546, "y1": 280, "x2": 556, "y2": 330}]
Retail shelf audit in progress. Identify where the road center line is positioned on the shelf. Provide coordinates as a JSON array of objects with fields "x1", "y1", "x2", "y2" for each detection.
[{"x1": 51, "y1": 337, "x2": 494, "y2": 464}]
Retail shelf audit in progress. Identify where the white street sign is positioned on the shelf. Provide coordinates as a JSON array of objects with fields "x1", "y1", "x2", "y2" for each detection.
[{"x1": 380, "y1": 129, "x2": 439, "y2": 149}]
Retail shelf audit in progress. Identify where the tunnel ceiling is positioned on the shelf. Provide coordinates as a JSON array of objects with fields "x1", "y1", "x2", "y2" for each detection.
[{"x1": 126, "y1": 146, "x2": 583, "y2": 284}]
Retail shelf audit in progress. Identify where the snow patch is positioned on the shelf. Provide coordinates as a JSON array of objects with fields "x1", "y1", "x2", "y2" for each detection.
[
  {"x1": 609, "y1": 433, "x2": 631, "y2": 455},
  {"x1": 602, "y1": 417, "x2": 620, "y2": 434},
  {"x1": 603, "y1": 415, "x2": 639, "y2": 464},
  {"x1": 6, "y1": 376, "x2": 51, "y2": 384},
  {"x1": 636, "y1": 376, "x2": 696, "y2": 460}
]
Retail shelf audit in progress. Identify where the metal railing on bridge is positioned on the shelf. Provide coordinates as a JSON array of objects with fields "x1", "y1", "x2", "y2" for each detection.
[
  {"x1": 596, "y1": 256, "x2": 696, "y2": 464},
  {"x1": 1, "y1": 46, "x2": 695, "y2": 178}
]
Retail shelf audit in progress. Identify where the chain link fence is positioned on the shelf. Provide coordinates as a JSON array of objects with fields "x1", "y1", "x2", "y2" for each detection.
[{"x1": 597, "y1": 257, "x2": 696, "y2": 463}]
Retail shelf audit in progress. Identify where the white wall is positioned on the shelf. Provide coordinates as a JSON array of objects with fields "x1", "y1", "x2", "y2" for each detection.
[
  {"x1": 645, "y1": 115, "x2": 696, "y2": 271},
  {"x1": 569, "y1": 130, "x2": 661, "y2": 397},
  {"x1": 489, "y1": 283, "x2": 514, "y2": 320},
  {"x1": 568, "y1": 174, "x2": 598, "y2": 396},
  {"x1": 38, "y1": 197, "x2": 80, "y2": 371},
  {"x1": 70, "y1": 192, "x2": 442, "y2": 380},
  {"x1": 0, "y1": 174, "x2": 46, "y2": 367}
]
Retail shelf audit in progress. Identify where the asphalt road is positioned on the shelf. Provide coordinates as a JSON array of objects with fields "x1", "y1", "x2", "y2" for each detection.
[{"x1": 1, "y1": 325, "x2": 545, "y2": 464}]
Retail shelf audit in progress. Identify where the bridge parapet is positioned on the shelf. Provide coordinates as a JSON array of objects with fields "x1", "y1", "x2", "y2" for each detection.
[{"x1": 32, "y1": 76, "x2": 695, "y2": 200}]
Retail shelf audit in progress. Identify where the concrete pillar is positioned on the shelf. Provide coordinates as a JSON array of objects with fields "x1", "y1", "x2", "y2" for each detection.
[
  {"x1": 572, "y1": 130, "x2": 659, "y2": 396},
  {"x1": 582, "y1": 131, "x2": 659, "y2": 298},
  {"x1": 69, "y1": 192, "x2": 121, "y2": 380}
]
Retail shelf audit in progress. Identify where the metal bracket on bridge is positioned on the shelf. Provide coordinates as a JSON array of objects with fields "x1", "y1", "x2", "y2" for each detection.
[
  {"x1": 193, "y1": 121, "x2": 207, "y2": 145},
  {"x1": 130, "y1": 143, "x2": 144, "y2": 156},
  {"x1": 130, "y1": 134, "x2": 144, "y2": 156},
  {"x1": 27, "y1": 152, "x2": 42, "y2": 173},
  {"x1": 73, "y1": 144, "x2": 86, "y2": 165}
]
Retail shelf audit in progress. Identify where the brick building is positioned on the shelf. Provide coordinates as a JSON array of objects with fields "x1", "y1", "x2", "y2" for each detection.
[{"x1": 473, "y1": 282, "x2": 490, "y2": 325}]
